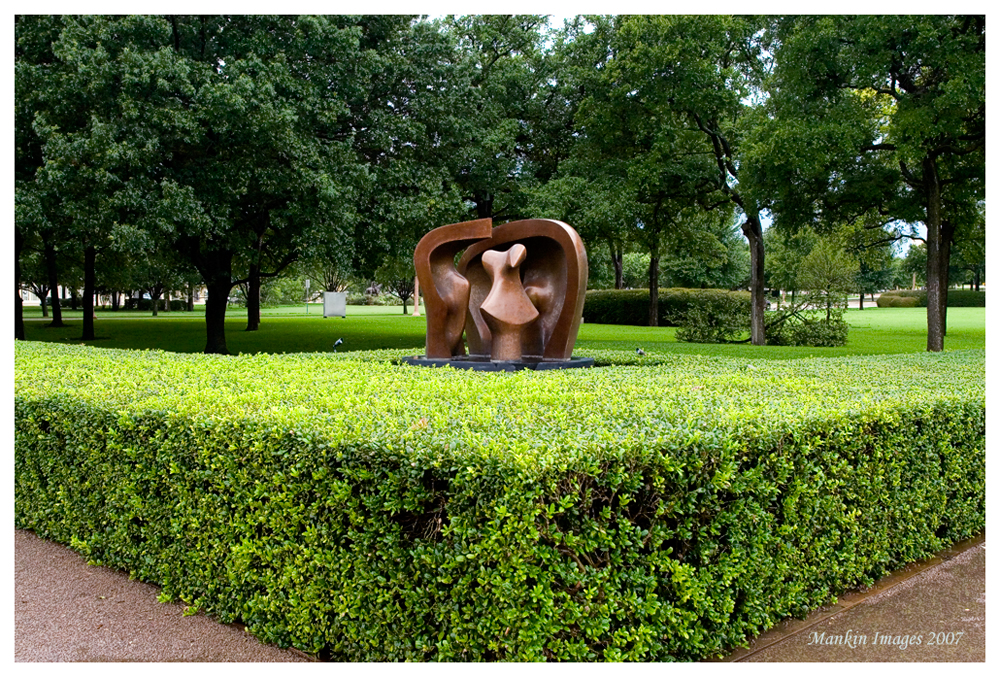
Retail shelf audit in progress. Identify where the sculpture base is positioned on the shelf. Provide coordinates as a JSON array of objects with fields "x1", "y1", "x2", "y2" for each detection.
[{"x1": 402, "y1": 356, "x2": 595, "y2": 372}]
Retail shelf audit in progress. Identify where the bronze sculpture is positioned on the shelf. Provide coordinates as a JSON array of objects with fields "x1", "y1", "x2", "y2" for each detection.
[
  {"x1": 412, "y1": 218, "x2": 492, "y2": 359},
  {"x1": 479, "y1": 244, "x2": 539, "y2": 361},
  {"x1": 408, "y1": 218, "x2": 592, "y2": 371}
]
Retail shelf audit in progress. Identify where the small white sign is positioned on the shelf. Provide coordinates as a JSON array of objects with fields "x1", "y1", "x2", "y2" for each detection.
[{"x1": 323, "y1": 291, "x2": 346, "y2": 318}]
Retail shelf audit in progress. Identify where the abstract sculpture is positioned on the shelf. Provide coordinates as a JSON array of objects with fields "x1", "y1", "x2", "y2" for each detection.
[
  {"x1": 405, "y1": 218, "x2": 593, "y2": 371},
  {"x1": 412, "y1": 218, "x2": 492, "y2": 359},
  {"x1": 479, "y1": 244, "x2": 539, "y2": 361}
]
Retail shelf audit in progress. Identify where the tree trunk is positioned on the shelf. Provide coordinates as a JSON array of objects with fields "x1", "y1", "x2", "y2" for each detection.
[
  {"x1": 15, "y1": 229, "x2": 25, "y2": 341},
  {"x1": 43, "y1": 241, "x2": 65, "y2": 327},
  {"x1": 81, "y1": 245, "x2": 96, "y2": 340},
  {"x1": 112, "y1": 291, "x2": 120, "y2": 311},
  {"x1": 246, "y1": 262, "x2": 261, "y2": 331},
  {"x1": 150, "y1": 290, "x2": 160, "y2": 317},
  {"x1": 939, "y1": 225, "x2": 953, "y2": 337},
  {"x1": 70, "y1": 288, "x2": 79, "y2": 311},
  {"x1": 475, "y1": 193, "x2": 494, "y2": 220},
  {"x1": 923, "y1": 156, "x2": 945, "y2": 352},
  {"x1": 742, "y1": 217, "x2": 766, "y2": 346},
  {"x1": 647, "y1": 254, "x2": 660, "y2": 327},
  {"x1": 974, "y1": 268, "x2": 981, "y2": 291},
  {"x1": 187, "y1": 283, "x2": 194, "y2": 311},
  {"x1": 163, "y1": 289, "x2": 171, "y2": 314},
  {"x1": 608, "y1": 238, "x2": 624, "y2": 289},
  {"x1": 204, "y1": 277, "x2": 232, "y2": 354},
  {"x1": 858, "y1": 290, "x2": 864, "y2": 311},
  {"x1": 40, "y1": 292, "x2": 48, "y2": 317}
]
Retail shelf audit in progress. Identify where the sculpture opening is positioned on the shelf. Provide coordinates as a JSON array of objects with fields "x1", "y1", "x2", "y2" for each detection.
[{"x1": 404, "y1": 218, "x2": 594, "y2": 371}]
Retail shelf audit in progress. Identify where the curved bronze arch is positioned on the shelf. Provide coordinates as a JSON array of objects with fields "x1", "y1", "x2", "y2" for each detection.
[
  {"x1": 457, "y1": 219, "x2": 588, "y2": 361},
  {"x1": 413, "y1": 218, "x2": 493, "y2": 358}
]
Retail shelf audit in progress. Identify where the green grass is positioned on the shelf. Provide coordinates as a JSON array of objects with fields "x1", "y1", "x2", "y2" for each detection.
[
  {"x1": 21, "y1": 305, "x2": 985, "y2": 358},
  {"x1": 20, "y1": 302, "x2": 408, "y2": 319}
]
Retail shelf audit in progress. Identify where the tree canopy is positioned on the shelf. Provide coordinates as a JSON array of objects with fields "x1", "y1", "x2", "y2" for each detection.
[{"x1": 15, "y1": 14, "x2": 985, "y2": 352}]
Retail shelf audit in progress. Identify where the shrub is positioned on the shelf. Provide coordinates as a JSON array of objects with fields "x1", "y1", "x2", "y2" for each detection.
[
  {"x1": 674, "y1": 293, "x2": 749, "y2": 343},
  {"x1": 875, "y1": 294, "x2": 919, "y2": 308},
  {"x1": 767, "y1": 316, "x2": 850, "y2": 347},
  {"x1": 876, "y1": 290, "x2": 986, "y2": 308},
  {"x1": 584, "y1": 288, "x2": 751, "y2": 327},
  {"x1": 346, "y1": 292, "x2": 403, "y2": 306},
  {"x1": 946, "y1": 290, "x2": 988, "y2": 307},
  {"x1": 15, "y1": 343, "x2": 984, "y2": 661}
]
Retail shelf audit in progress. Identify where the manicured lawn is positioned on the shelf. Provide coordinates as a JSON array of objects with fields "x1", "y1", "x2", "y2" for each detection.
[
  {"x1": 23, "y1": 305, "x2": 425, "y2": 354},
  {"x1": 578, "y1": 307, "x2": 986, "y2": 359},
  {"x1": 21, "y1": 305, "x2": 984, "y2": 358}
]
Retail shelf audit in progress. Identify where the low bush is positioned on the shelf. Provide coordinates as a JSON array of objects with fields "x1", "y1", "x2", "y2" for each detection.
[
  {"x1": 876, "y1": 290, "x2": 985, "y2": 308},
  {"x1": 15, "y1": 343, "x2": 984, "y2": 661},
  {"x1": 672, "y1": 290, "x2": 850, "y2": 348},
  {"x1": 584, "y1": 288, "x2": 751, "y2": 327},
  {"x1": 673, "y1": 293, "x2": 749, "y2": 344},
  {"x1": 346, "y1": 292, "x2": 403, "y2": 306},
  {"x1": 767, "y1": 316, "x2": 850, "y2": 347},
  {"x1": 875, "y1": 294, "x2": 919, "y2": 308}
]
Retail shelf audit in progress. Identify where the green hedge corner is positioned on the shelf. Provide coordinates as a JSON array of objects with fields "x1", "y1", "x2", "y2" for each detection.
[{"x1": 15, "y1": 342, "x2": 985, "y2": 661}]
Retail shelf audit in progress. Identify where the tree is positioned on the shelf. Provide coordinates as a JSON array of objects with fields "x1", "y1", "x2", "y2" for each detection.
[
  {"x1": 798, "y1": 240, "x2": 859, "y2": 322},
  {"x1": 581, "y1": 15, "x2": 776, "y2": 341},
  {"x1": 445, "y1": 15, "x2": 553, "y2": 222},
  {"x1": 902, "y1": 244, "x2": 928, "y2": 289},
  {"x1": 376, "y1": 256, "x2": 416, "y2": 315},
  {"x1": 765, "y1": 15, "x2": 985, "y2": 351},
  {"x1": 764, "y1": 226, "x2": 820, "y2": 305},
  {"x1": 950, "y1": 204, "x2": 985, "y2": 291},
  {"x1": 19, "y1": 16, "x2": 379, "y2": 354},
  {"x1": 660, "y1": 209, "x2": 749, "y2": 290},
  {"x1": 18, "y1": 249, "x2": 51, "y2": 317},
  {"x1": 833, "y1": 216, "x2": 898, "y2": 310},
  {"x1": 344, "y1": 17, "x2": 471, "y2": 285},
  {"x1": 557, "y1": 16, "x2": 732, "y2": 325},
  {"x1": 529, "y1": 172, "x2": 635, "y2": 290},
  {"x1": 15, "y1": 16, "x2": 67, "y2": 331}
]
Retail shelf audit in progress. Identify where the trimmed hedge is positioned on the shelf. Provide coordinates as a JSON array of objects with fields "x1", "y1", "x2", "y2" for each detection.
[
  {"x1": 584, "y1": 288, "x2": 751, "y2": 326},
  {"x1": 875, "y1": 294, "x2": 919, "y2": 308},
  {"x1": 876, "y1": 289, "x2": 986, "y2": 308},
  {"x1": 14, "y1": 343, "x2": 985, "y2": 661}
]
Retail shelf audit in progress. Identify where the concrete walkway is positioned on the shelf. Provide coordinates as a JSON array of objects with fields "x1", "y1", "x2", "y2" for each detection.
[
  {"x1": 724, "y1": 535, "x2": 986, "y2": 662},
  {"x1": 14, "y1": 530, "x2": 313, "y2": 662},
  {"x1": 15, "y1": 528, "x2": 984, "y2": 662}
]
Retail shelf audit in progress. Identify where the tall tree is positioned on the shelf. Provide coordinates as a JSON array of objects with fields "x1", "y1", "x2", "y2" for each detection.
[
  {"x1": 445, "y1": 15, "x2": 553, "y2": 222},
  {"x1": 15, "y1": 16, "x2": 65, "y2": 331},
  {"x1": 763, "y1": 15, "x2": 985, "y2": 351},
  {"x1": 20, "y1": 16, "x2": 374, "y2": 353},
  {"x1": 567, "y1": 16, "x2": 744, "y2": 325},
  {"x1": 579, "y1": 15, "x2": 775, "y2": 340}
]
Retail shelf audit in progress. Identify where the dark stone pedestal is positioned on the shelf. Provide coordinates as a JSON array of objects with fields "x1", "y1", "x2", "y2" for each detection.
[{"x1": 401, "y1": 356, "x2": 595, "y2": 372}]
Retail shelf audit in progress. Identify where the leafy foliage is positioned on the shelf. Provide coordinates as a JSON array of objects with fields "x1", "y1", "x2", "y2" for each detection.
[
  {"x1": 877, "y1": 290, "x2": 985, "y2": 309},
  {"x1": 584, "y1": 288, "x2": 751, "y2": 328},
  {"x1": 761, "y1": 15, "x2": 985, "y2": 351}
]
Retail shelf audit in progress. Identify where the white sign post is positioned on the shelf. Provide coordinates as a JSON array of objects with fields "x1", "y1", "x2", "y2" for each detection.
[{"x1": 304, "y1": 278, "x2": 310, "y2": 313}]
